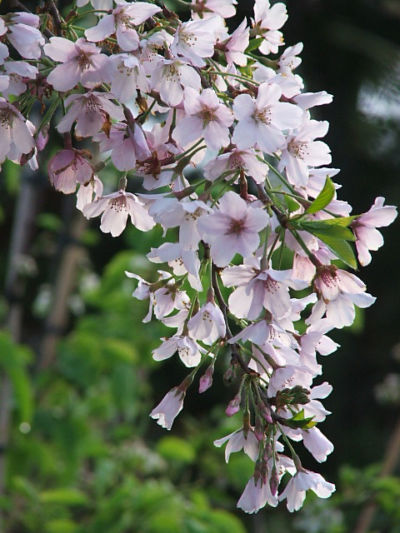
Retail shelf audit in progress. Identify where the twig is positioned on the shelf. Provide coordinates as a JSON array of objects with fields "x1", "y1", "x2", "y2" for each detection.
[
  {"x1": 48, "y1": 0, "x2": 63, "y2": 35},
  {"x1": 39, "y1": 209, "x2": 88, "y2": 369}
]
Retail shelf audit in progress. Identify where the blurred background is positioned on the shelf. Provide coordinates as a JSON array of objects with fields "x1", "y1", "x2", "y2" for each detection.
[{"x1": 0, "y1": 0, "x2": 399, "y2": 531}]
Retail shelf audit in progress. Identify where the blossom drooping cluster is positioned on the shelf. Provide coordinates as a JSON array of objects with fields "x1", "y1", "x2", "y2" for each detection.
[{"x1": 0, "y1": 0, "x2": 397, "y2": 514}]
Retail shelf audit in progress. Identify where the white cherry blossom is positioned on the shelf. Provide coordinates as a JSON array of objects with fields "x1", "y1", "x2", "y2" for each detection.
[
  {"x1": 233, "y1": 82, "x2": 303, "y2": 154},
  {"x1": 83, "y1": 189, "x2": 155, "y2": 236},
  {"x1": 85, "y1": 1, "x2": 161, "y2": 51}
]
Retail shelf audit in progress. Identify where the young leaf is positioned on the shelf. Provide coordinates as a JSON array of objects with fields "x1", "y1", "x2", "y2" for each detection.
[
  {"x1": 245, "y1": 38, "x2": 264, "y2": 53},
  {"x1": 313, "y1": 232, "x2": 358, "y2": 269},
  {"x1": 305, "y1": 177, "x2": 335, "y2": 214},
  {"x1": 297, "y1": 220, "x2": 355, "y2": 241}
]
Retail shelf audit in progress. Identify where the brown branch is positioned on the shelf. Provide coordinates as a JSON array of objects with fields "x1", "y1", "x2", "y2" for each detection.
[
  {"x1": 47, "y1": 0, "x2": 63, "y2": 35},
  {"x1": 39, "y1": 211, "x2": 88, "y2": 369}
]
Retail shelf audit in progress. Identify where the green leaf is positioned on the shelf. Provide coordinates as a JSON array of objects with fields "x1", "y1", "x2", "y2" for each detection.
[
  {"x1": 297, "y1": 220, "x2": 355, "y2": 240},
  {"x1": 284, "y1": 194, "x2": 301, "y2": 213},
  {"x1": 45, "y1": 519, "x2": 78, "y2": 533},
  {"x1": 157, "y1": 436, "x2": 196, "y2": 464},
  {"x1": 313, "y1": 233, "x2": 358, "y2": 269},
  {"x1": 39, "y1": 488, "x2": 89, "y2": 506},
  {"x1": 305, "y1": 177, "x2": 335, "y2": 214},
  {"x1": 245, "y1": 37, "x2": 264, "y2": 53},
  {"x1": 0, "y1": 332, "x2": 33, "y2": 423}
]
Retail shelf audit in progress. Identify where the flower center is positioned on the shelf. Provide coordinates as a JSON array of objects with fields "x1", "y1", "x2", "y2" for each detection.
[
  {"x1": 110, "y1": 195, "x2": 128, "y2": 212},
  {"x1": 254, "y1": 107, "x2": 272, "y2": 125},
  {"x1": 227, "y1": 217, "x2": 246, "y2": 235},
  {"x1": 288, "y1": 139, "x2": 309, "y2": 159}
]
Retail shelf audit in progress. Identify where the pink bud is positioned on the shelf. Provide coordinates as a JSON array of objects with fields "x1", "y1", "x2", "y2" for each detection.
[
  {"x1": 225, "y1": 393, "x2": 241, "y2": 416},
  {"x1": 36, "y1": 128, "x2": 49, "y2": 152},
  {"x1": 199, "y1": 364, "x2": 214, "y2": 394},
  {"x1": 269, "y1": 466, "x2": 279, "y2": 496}
]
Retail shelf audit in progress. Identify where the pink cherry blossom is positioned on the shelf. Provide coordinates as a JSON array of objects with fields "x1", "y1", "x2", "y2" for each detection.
[
  {"x1": 153, "y1": 335, "x2": 202, "y2": 368},
  {"x1": 85, "y1": 1, "x2": 161, "y2": 51},
  {"x1": 2, "y1": 61, "x2": 38, "y2": 97},
  {"x1": 0, "y1": 98, "x2": 34, "y2": 164},
  {"x1": 83, "y1": 189, "x2": 155, "y2": 236},
  {"x1": 214, "y1": 427, "x2": 259, "y2": 462},
  {"x1": 310, "y1": 266, "x2": 376, "y2": 328},
  {"x1": 57, "y1": 92, "x2": 124, "y2": 138},
  {"x1": 279, "y1": 119, "x2": 332, "y2": 187},
  {"x1": 352, "y1": 197, "x2": 397, "y2": 266},
  {"x1": 191, "y1": 0, "x2": 237, "y2": 19},
  {"x1": 171, "y1": 17, "x2": 222, "y2": 67},
  {"x1": 237, "y1": 475, "x2": 278, "y2": 513},
  {"x1": 204, "y1": 148, "x2": 268, "y2": 184},
  {"x1": 148, "y1": 242, "x2": 202, "y2": 291},
  {"x1": 45, "y1": 38, "x2": 109, "y2": 92},
  {"x1": 48, "y1": 149, "x2": 93, "y2": 194},
  {"x1": 150, "y1": 59, "x2": 201, "y2": 107},
  {"x1": 301, "y1": 427, "x2": 334, "y2": 463},
  {"x1": 94, "y1": 121, "x2": 151, "y2": 172},
  {"x1": 222, "y1": 18, "x2": 249, "y2": 66},
  {"x1": 222, "y1": 261, "x2": 306, "y2": 320},
  {"x1": 199, "y1": 364, "x2": 214, "y2": 393},
  {"x1": 279, "y1": 470, "x2": 335, "y2": 512},
  {"x1": 76, "y1": 176, "x2": 104, "y2": 212},
  {"x1": 253, "y1": 0, "x2": 287, "y2": 55},
  {"x1": 198, "y1": 191, "x2": 269, "y2": 267},
  {"x1": 150, "y1": 387, "x2": 186, "y2": 430},
  {"x1": 233, "y1": 82, "x2": 303, "y2": 154},
  {"x1": 107, "y1": 53, "x2": 149, "y2": 104},
  {"x1": 188, "y1": 301, "x2": 226, "y2": 345},
  {"x1": 6, "y1": 13, "x2": 44, "y2": 59},
  {"x1": 173, "y1": 87, "x2": 233, "y2": 150}
]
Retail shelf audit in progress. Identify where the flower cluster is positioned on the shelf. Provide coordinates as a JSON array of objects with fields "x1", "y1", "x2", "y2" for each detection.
[{"x1": 0, "y1": 0, "x2": 397, "y2": 514}]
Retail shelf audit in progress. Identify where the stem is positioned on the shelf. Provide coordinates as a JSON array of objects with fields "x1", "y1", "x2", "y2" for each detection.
[{"x1": 48, "y1": 0, "x2": 63, "y2": 35}]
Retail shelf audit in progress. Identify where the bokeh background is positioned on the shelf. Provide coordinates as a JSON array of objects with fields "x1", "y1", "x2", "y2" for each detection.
[{"x1": 0, "y1": 0, "x2": 399, "y2": 531}]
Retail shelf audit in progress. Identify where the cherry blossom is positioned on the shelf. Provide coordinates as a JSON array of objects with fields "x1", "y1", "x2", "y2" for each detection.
[
  {"x1": 279, "y1": 470, "x2": 335, "y2": 512},
  {"x1": 4, "y1": 13, "x2": 44, "y2": 59},
  {"x1": 171, "y1": 17, "x2": 222, "y2": 67},
  {"x1": 150, "y1": 59, "x2": 201, "y2": 107},
  {"x1": 188, "y1": 301, "x2": 226, "y2": 345},
  {"x1": 214, "y1": 428, "x2": 259, "y2": 462},
  {"x1": 48, "y1": 149, "x2": 93, "y2": 194},
  {"x1": 233, "y1": 82, "x2": 303, "y2": 154},
  {"x1": 198, "y1": 191, "x2": 269, "y2": 267},
  {"x1": 253, "y1": 0, "x2": 288, "y2": 55},
  {"x1": 191, "y1": 0, "x2": 237, "y2": 19},
  {"x1": 85, "y1": 1, "x2": 161, "y2": 51},
  {"x1": 150, "y1": 386, "x2": 186, "y2": 430},
  {"x1": 57, "y1": 92, "x2": 124, "y2": 138},
  {"x1": 0, "y1": 98, "x2": 34, "y2": 164},
  {"x1": 279, "y1": 119, "x2": 332, "y2": 187},
  {"x1": 45, "y1": 38, "x2": 109, "y2": 92},
  {"x1": 1, "y1": 0, "x2": 396, "y2": 516},
  {"x1": 173, "y1": 87, "x2": 233, "y2": 150},
  {"x1": 352, "y1": 197, "x2": 397, "y2": 266},
  {"x1": 83, "y1": 189, "x2": 155, "y2": 236},
  {"x1": 153, "y1": 335, "x2": 202, "y2": 368}
]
